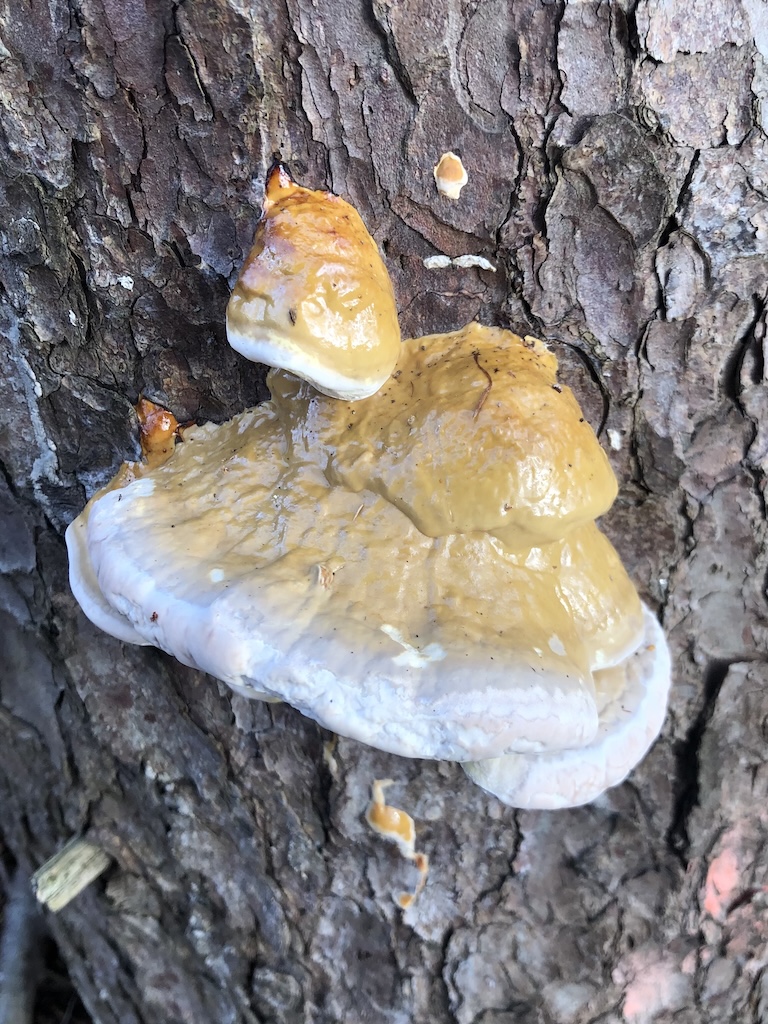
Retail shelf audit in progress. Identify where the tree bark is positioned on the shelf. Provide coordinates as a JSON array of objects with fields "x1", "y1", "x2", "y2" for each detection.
[{"x1": 1, "y1": 1, "x2": 767, "y2": 1022}]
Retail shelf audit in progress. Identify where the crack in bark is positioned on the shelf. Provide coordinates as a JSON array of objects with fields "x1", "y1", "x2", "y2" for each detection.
[
  {"x1": 364, "y1": 0, "x2": 418, "y2": 107},
  {"x1": 666, "y1": 658, "x2": 734, "y2": 863}
]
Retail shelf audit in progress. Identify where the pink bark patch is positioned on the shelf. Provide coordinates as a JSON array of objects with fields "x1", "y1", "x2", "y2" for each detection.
[
  {"x1": 703, "y1": 847, "x2": 741, "y2": 920},
  {"x1": 622, "y1": 955, "x2": 691, "y2": 1023}
]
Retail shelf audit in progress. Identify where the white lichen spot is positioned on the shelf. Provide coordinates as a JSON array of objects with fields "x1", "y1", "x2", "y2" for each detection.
[
  {"x1": 20, "y1": 354, "x2": 43, "y2": 397},
  {"x1": 752, "y1": 208, "x2": 768, "y2": 243},
  {"x1": 607, "y1": 429, "x2": 622, "y2": 451},
  {"x1": 117, "y1": 275, "x2": 134, "y2": 290},
  {"x1": 7, "y1": 323, "x2": 61, "y2": 515},
  {"x1": 68, "y1": 309, "x2": 78, "y2": 325}
]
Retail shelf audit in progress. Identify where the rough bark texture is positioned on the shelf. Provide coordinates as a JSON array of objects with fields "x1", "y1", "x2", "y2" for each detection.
[{"x1": 1, "y1": 1, "x2": 767, "y2": 1022}]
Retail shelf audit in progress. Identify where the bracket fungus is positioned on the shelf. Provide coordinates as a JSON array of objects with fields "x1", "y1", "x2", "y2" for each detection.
[
  {"x1": 225, "y1": 165, "x2": 400, "y2": 401},
  {"x1": 66, "y1": 321, "x2": 670, "y2": 808},
  {"x1": 66, "y1": 163, "x2": 670, "y2": 809}
]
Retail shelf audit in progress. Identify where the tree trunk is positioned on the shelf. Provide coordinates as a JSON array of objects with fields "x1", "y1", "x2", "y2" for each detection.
[{"x1": 1, "y1": 1, "x2": 767, "y2": 1021}]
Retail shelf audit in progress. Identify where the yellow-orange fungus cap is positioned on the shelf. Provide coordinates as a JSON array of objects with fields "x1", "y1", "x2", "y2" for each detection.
[
  {"x1": 433, "y1": 152, "x2": 468, "y2": 199},
  {"x1": 226, "y1": 165, "x2": 401, "y2": 400}
]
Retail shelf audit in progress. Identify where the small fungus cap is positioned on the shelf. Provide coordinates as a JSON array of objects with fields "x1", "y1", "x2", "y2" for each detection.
[
  {"x1": 66, "y1": 325, "x2": 651, "y2": 766},
  {"x1": 433, "y1": 152, "x2": 468, "y2": 199},
  {"x1": 226, "y1": 165, "x2": 401, "y2": 401}
]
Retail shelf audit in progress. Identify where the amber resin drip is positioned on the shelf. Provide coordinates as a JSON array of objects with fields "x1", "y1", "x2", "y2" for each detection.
[{"x1": 136, "y1": 398, "x2": 180, "y2": 468}]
